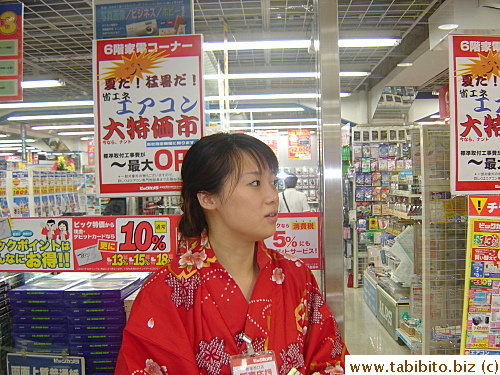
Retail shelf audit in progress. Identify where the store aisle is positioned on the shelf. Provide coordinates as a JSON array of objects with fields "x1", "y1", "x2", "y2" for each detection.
[{"x1": 344, "y1": 287, "x2": 411, "y2": 355}]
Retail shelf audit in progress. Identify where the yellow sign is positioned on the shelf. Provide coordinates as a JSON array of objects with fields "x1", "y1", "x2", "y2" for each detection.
[{"x1": 470, "y1": 197, "x2": 489, "y2": 215}]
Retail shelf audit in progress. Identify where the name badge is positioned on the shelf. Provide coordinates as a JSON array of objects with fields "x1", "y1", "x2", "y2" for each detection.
[{"x1": 230, "y1": 350, "x2": 278, "y2": 375}]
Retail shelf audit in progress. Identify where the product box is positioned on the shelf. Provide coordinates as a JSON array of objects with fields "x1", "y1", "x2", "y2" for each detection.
[
  {"x1": 67, "y1": 324, "x2": 125, "y2": 334},
  {"x1": 64, "y1": 277, "x2": 142, "y2": 300},
  {"x1": 10, "y1": 298, "x2": 66, "y2": 308},
  {"x1": 67, "y1": 315, "x2": 125, "y2": 325},
  {"x1": 9, "y1": 279, "x2": 84, "y2": 300},
  {"x1": 64, "y1": 298, "x2": 126, "y2": 308},
  {"x1": 13, "y1": 332, "x2": 67, "y2": 344},
  {"x1": 70, "y1": 348, "x2": 119, "y2": 358},
  {"x1": 12, "y1": 323, "x2": 67, "y2": 334},
  {"x1": 86, "y1": 358, "x2": 117, "y2": 373},
  {"x1": 14, "y1": 338, "x2": 69, "y2": 354},
  {"x1": 68, "y1": 333, "x2": 123, "y2": 343},
  {"x1": 69, "y1": 341, "x2": 122, "y2": 353},
  {"x1": 13, "y1": 315, "x2": 67, "y2": 324},
  {"x1": 66, "y1": 306, "x2": 125, "y2": 317},
  {"x1": 11, "y1": 307, "x2": 66, "y2": 317}
]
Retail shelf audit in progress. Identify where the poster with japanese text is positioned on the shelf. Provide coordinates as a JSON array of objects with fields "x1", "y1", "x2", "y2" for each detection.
[
  {"x1": 264, "y1": 212, "x2": 322, "y2": 270},
  {"x1": 288, "y1": 129, "x2": 312, "y2": 160},
  {"x1": 0, "y1": 2, "x2": 23, "y2": 101},
  {"x1": 450, "y1": 35, "x2": 500, "y2": 194},
  {"x1": 94, "y1": 0, "x2": 193, "y2": 40},
  {"x1": 461, "y1": 196, "x2": 500, "y2": 354},
  {"x1": 95, "y1": 34, "x2": 204, "y2": 195},
  {"x1": 254, "y1": 130, "x2": 279, "y2": 156},
  {"x1": 0, "y1": 216, "x2": 179, "y2": 272}
]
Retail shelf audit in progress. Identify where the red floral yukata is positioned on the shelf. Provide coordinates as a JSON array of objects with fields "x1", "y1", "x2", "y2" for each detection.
[{"x1": 115, "y1": 235, "x2": 347, "y2": 375}]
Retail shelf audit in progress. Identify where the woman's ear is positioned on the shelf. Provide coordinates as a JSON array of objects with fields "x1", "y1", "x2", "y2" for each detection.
[{"x1": 197, "y1": 191, "x2": 217, "y2": 210}]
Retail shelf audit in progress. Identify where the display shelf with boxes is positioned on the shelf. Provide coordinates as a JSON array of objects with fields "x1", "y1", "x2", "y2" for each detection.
[{"x1": 280, "y1": 166, "x2": 320, "y2": 211}]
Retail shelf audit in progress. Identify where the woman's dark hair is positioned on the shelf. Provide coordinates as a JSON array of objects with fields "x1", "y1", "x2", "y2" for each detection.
[{"x1": 178, "y1": 133, "x2": 279, "y2": 238}]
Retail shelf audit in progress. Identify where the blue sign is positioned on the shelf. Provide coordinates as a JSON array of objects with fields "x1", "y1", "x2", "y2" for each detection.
[
  {"x1": 95, "y1": 0, "x2": 193, "y2": 39},
  {"x1": 7, "y1": 353, "x2": 85, "y2": 374}
]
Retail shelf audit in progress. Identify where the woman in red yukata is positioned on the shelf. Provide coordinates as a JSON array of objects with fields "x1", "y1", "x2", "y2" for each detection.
[{"x1": 115, "y1": 133, "x2": 347, "y2": 375}]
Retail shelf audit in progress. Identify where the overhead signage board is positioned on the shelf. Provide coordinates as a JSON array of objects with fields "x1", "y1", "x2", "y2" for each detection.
[
  {"x1": 450, "y1": 35, "x2": 500, "y2": 194},
  {"x1": 0, "y1": 2, "x2": 23, "y2": 101},
  {"x1": 94, "y1": 34, "x2": 204, "y2": 196}
]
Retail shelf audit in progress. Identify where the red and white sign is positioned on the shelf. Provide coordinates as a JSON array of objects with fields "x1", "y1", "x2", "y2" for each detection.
[
  {"x1": 450, "y1": 35, "x2": 500, "y2": 194},
  {"x1": 288, "y1": 129, "x2": 312, "y2": 160},
  {"x1": 469, "y1": 195, "x2": 500, "y2": 217},
  {"x1": 0, "y1": 3, "x2": 23, "y2": 102},
  {"x1": 94, "y1": 34, "x2": 204, "y2": 196},
  {"x1": 264, "y1": 212, "x2": 322, "y2": 270}
]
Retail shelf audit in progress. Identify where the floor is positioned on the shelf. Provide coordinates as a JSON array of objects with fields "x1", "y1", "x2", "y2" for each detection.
[{"x1": 344, "y1": 287, "x2": 411, "y2": 355}]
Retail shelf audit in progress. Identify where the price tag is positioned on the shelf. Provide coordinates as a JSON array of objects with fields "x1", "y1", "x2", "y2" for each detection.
[{"x1": 230, "y1": 351, "x2": 278, "y2": 375}]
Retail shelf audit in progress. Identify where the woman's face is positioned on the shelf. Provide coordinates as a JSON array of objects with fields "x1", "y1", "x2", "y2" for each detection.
[
  {"x1": 210, "y1": 153, "x2": 279, "y2": 243},
  {"x1": 59, "y1": 223, "x2": 66, "y2": 230}
]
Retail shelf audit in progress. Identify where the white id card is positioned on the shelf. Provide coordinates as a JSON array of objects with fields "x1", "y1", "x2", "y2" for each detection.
[{"x1": 230, "y1": 350, "x2": 278, "y2": 375}]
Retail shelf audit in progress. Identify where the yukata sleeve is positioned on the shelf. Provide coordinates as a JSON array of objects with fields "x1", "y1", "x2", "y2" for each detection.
[
  {"x1": 114, "y1": 270, "x2": 200, "y2": 375},
  {"x1": 303, "y1": 272, "x2": 348, "y2": 375}
]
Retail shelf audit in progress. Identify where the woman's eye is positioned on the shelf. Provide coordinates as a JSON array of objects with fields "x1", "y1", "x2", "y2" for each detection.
[
  {"x1": 272, "y1": 179, "x2": 278, "y2": 187},
  {"x1": 250, "y1": 180, "x2": 261, "y2": 187}
]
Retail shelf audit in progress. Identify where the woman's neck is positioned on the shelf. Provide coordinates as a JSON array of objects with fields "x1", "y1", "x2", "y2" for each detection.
[{"x1": 208, "y1": 233, "x2": 259, "y2": 301}]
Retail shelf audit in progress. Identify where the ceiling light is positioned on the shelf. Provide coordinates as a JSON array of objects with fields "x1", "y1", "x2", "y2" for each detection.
[
  {"x1": 229, "y1": 125, "x2": 318, "y2": 130},
  {"x1": 340, "y1": 93, "x2": 351, "y2": 97},
  {"x1": 339, "y1": 71, "x2": 371, "y2": 77},
  {"x1": 8, "y1": 113, "x2": 94, "y2": 121},
  {"x1": 57, "y1": 131, "x2": 95, "y2": 136},
  {"x1": 0, "y1": 153, "x2": 14, "y2": 156},
  {"x1": 205, "y1": 107, "x2": 305, "y2": 114},
  {"x1": 0, "y1": 100, "x2": 93, "y2": 110},
  {"x1": 205, "y1": 93, "x2": 320, "y2": 101},
  {"x1": 397, "y1": 62, "x2": 413, "y2": 67},
  {"x1": 338, "y1": 39, "x2": 400, "y2": 48},
  {"x1": 21, "y1": 80, "x2": 65, "y2": 89},
  {"x1": 0, "y1": 139, "x2": 35, "y2": 143},
  {"x1": 80, "y1": 136, "x2": 94, "y2": 141},
  {"x1": 204, "y1": 72, "x2": 319, "y2": 79},
  {"x1": 0, "y1": 134, "x2": 7, "y2": 138},
  {"x1": 438, "y1": 23, "x2": 459, "y2": 30},
  {"x1": 31, "y1": 124, "x2": 95, "y2": 130},
  {"x1": 204, "y1": 38, "x2": 400, "y2": 51},
  {"x1": 229, "y1": 118, "x2": 318, "y2": 124},
  {"x1": 203, "y1": 40, "x2": 310, "y2": 51}
]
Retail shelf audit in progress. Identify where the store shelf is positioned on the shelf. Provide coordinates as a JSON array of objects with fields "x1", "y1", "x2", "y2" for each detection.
[
  {"x1": 389, "y1": 190, "x2": 421, "y2": 198},
  {"x1": 388, "y1": 209, "x2": 422, "y2": 220},
  {"x1": 396, "y1": 328, "x2": 421, "y2": 351}
]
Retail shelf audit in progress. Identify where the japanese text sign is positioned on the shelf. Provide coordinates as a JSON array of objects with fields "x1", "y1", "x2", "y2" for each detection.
[
  {"x1": 0, "y1": 215, "x2": 179, "y2": 272},
  {"x1": 469, "y1": 195, "x2": 500, "y2": 217},
  {"x1": 7, "y1": 353, "x2": 85, "y2": 375},
  {"x1": 450, "y1": 35, "x2": 500, "y2": 194},
  {"x1": 288, "y1": 129, "x2": 312, "y2": 160},
  {"x1": 461, "y1": 216, "x2": 500, "y2": 354},
  {"x1": 0, "y1": 2, "x2": 23, "y2": 101},
  {"x1": 264, "y1": 212, "x2": 322, "y2": 270},
  {"x1": 95, "y1": 34, "x2": 204, "y2": 196}
]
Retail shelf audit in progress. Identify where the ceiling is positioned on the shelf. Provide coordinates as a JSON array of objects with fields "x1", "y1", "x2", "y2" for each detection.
[{"x1": 0, "y1": 0, "x2": 451, "y2": 150}]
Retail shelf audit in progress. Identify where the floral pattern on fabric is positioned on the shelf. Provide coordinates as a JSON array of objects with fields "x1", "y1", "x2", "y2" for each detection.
[
  {"x1": 279, "y1": 343, "x2": 305, "y2": 375},
  {"x1": 195, "y1": 337, "x2": 230, "y2": 375},
  {"x1": 309, "y1": 291, "x2": 324, "y2": 325},
  {"x1": 271, "y1": 267, "x2": 285, "y2": 284},
  {"x1": 166, "y1": 273, "x2": 200, "y2": 309},
  {"x1": 294, "y1": 292, "x2": 308, "y2": 333},
  {"x1": 130, "y1": 359, "x2": 168, "y2": 375}
]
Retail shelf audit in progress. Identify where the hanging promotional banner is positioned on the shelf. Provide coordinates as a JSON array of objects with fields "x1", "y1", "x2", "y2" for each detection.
[
  {"x1": 264, "y1": 212, "x2": 322, "y2": 270},
  {"x1": 0, "y1": 214, "x2": 320, "y2": 272},
  {"x1": 95, "y1": 34, "x2": 204, "y2": 195},
  {"x1": 0, "y1": 2, "x2": 23, "y2": 101},
  {"x1": 450, "y1": 35, "x2": 500, "y2": 194},
  {"x1": 94, "y1": 0, "x2": 193, "y2": 40},
  {"x1": 288, "y1": 129, "x2": 312, "y2": 160}
]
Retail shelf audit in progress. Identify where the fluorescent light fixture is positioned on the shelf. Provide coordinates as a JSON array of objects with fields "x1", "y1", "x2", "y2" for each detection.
[
  {"x1": 204, "y1": 40, "x2": 310, "y2": 51},
  {"x1": 0, "y1": 153, "x2": 14, "y2": 156},
  {"x1": 0, "y1": 100, "x2": 93, "y2": 110},
  {"x1": 57, "y1": 131, "x2": 95, "y2": 136},
  {"x1": 204, "y1": 72, "x2": 319, "y2": 79},
  {"x1": 21, "y1": 79, "x2": 65, "y2": 89},
  {"x1": 339, "y1": 71, "x2": 371, "y2": 77},
  {"x1": 438, "y1": 23, "x2": 459, "y2": 30},
  {"x1": 338, "y1": 38, "x2": 400, "y2": 48},
  {"x1": 205, "y1": 93, "x2": 320, "y2": 101},
  {"x1": 397, "y1": 62, "x2": 413, "y2": 67},
  {"x1": 31, "y1": 124, "x2": 95, "y2": 130},
  {"x1": 80, "y1": 136, "x2": 94, "y2": 141},
  {"x1": 205, "y1": 107, "x2": 305, "y2": 114},
  {"x1": 340, "y1": 92, "x2": 351, "y2": 97},
  {"x1": 203, "y1": 38, "x2": 400, "y2": 51},
  {"x1": 229, "y1": 125, "x2": 318, "y2": 130},
  {"x1": 8, "y1": 113, "x2": 94, "y2": 121},
  {"x1": 0, "y1": 134, "x2": 7, "y2": 138},
  {"x1": 229, "y1": 118, "x2": 318, "y2": 124},
  {"x1": 0, "y1": 139, "x2": 35, "y2": 143}
]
